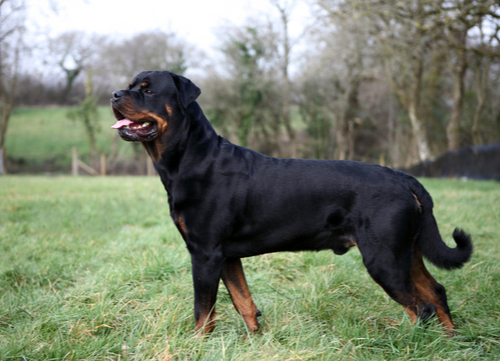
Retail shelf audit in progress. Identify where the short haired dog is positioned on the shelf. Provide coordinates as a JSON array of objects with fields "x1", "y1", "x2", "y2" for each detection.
[{"x1": 111, "y1": 71, "x2": 473, "y2": 334}]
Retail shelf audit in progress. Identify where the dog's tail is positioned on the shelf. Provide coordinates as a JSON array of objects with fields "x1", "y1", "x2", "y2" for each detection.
[{"x1": 410, "y1": 180, "x2": 473, "y2": 270}]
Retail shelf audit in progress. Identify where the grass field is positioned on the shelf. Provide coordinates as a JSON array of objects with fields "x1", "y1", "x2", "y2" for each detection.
[{"x1": 0, "y1": 176, "x2": 499, "y2": 360}]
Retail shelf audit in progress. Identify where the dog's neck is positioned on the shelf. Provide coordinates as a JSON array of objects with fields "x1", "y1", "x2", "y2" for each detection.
[{"x1": 143, "y1": 101, "x2": 219, "y2": 190}]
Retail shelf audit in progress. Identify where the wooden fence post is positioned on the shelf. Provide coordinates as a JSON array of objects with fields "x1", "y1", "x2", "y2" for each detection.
[
  {"x1": 147, "y1": 157, "x2": 154, "y2": 176},
  {"x1": 77, "y1": 159, "x2": 99, "y2": 176},
  {"x1": 72, "y1": 147, "x2": 79, "y2": 176},
  {"x1": 72, "y1": 147, "x2": 100, "y2": 176},
  {"x1": 100, "y1": 154, "x2": 106, "y2": 176}
]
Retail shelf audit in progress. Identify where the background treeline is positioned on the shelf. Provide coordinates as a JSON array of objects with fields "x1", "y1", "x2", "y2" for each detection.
[{"x1": 1, "y1": 0, "x2": 500, "y2": 172}]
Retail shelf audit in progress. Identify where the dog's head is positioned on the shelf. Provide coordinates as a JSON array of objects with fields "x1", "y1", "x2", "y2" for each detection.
[{"x1": 110, "y1": 71, "x2": 201, "y2": 142}]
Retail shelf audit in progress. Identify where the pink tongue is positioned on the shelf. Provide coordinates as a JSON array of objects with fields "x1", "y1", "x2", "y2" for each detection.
[{"x1": 111, "y1": 119, "x2": 134, "y2": 129}]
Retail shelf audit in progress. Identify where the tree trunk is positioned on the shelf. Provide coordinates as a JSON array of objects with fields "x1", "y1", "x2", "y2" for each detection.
[
  {"x1": 0, "y1": 40, "x2": 20, "y2": 173},
  {"x1": 276, "y1": 1, "x2": 296, "y2": 158},
  {"x1": 0, "y1": 101, "x2": 12, "y2": 148},
  {"x1": 61, "y1": 66, "x2": 83, "y2": 104},
  {"x1": 447, "y1": 26, "x2": 469, "y2": 151},
  {"x1": 408, "y1": 54, "x2": 431, "y2": 161},
  {"x1": 0, "y1": 147, "x2": 5, "y2": 174},
  {"x1": 447, "y1": 62, "x2": 467, "y2": 150},
  {"x1": 408, "y1": 103, "x2": 430, "y2": 162},
  {"x1": 471, "y1": 89, "x2": 485, "y2": 147},
  {"x1": 336, "y1": 77, "x2": 360, "y2": 160},
  {"x1": 472, "y1": 57, "x2": 490, "y2": 146}
]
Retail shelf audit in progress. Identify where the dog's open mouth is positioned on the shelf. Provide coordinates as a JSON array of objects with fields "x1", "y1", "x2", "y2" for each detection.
[
  {"x1": 111, "y1": 107, "x2": 158, "y2": 140},
  {"x1": 111, "y1": 118, "x2": 156, "y2": 133}
]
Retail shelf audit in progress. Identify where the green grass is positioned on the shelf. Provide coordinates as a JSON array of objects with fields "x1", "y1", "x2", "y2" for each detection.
[
  {"x1": 5, "y1": 106, "x2": 134, "y2": 172},
  {"x1": 0, "y1": 176, "x2": 499, "y2": 360}
]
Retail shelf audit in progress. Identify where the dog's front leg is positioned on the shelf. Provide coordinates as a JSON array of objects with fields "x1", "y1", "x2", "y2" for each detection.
[
  {"x1": 221, "y1": 258, "x2": 261, "y2": 332},
  {"x1": 190, "y1": 250, "x2": 224, "y2": 334}
]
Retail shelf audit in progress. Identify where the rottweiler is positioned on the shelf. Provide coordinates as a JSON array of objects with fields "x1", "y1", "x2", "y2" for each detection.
[{"x1": 110, "y1": 70, "x2": 473, "y2": 335}]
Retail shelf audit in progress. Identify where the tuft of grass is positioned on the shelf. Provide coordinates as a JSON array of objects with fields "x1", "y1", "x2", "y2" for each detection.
[{"x1": 0, "y1": 176, "x2": 499, "y2": 360}]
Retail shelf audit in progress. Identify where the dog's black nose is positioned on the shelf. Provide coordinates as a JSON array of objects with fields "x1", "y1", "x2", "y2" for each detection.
[{"x1": 111, "y1": 91, "x2": 124, "y2": 101}]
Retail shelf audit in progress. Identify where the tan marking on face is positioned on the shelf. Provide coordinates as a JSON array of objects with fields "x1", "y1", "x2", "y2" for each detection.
[
  {"x1": 141, "y1": 82, "x2": 149, "y2": 88},
  {"x1": 137, "y1": 111, "x2": 168, "y2": 133},
  {"x1": 115, "y1": 105, "x2": 168, "y2": 162},
  {"x1": 114, "y1": 97, "x2": 137, "y2": 117},
  {"x1": 121, "y1": 109, "x2": 168, "y2": 136},
  {"x1": 165, "y1": 104, "x2": 173, "y2": 117},
  {"x1": 112, "y1": 92, "x2": 168, "y2": 134},
  {"x1": 127, "y1": 110, "x2": 168, "y2": 162}
]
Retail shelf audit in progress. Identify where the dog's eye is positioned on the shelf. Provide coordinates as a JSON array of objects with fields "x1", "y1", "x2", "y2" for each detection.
[{"x1": 144, "y1": 89, "x2": 153, "y2": 95}]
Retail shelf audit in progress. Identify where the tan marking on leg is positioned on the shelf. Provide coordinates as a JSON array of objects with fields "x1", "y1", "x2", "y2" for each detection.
[
  {"x1": 222, "y1": 258, "x2": 260, "y2": 332},
  {"x1": 368, "y1": 264, "x2": 428, "y2": 326},
  {"x1": 412, "y1": 193, "x2": 422, "y2": 213},
  {"x1": 195, "y1": 307, "x2": 217, "y2": 334},
  {"x1": 175, "y1": 216, "x2": 187, "y2": 238},
  {"x1": 411, "y1": 250, "x2": 455, "y2": 334},
  {"x1": 405, "y1": 306, "x2": 418, "y2": 323}
]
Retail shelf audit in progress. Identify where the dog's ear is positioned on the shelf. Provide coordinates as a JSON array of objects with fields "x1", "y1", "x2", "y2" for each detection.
[{"x1": 171, "y1": 73, "x2": 201, "y2": 108}]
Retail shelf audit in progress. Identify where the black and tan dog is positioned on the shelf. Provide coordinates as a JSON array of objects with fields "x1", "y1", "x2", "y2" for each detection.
[{"x1": 111, "y1": 71, "x2": 473, "y2": 335}]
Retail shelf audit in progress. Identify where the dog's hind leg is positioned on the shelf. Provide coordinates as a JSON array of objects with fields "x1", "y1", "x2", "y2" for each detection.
[
  {"x1": 221, "y1": 258, "x2": 261, "y2": 332},
  {"x1": 360, "y1": 244, "x2": 437, "y2": 325},
  {"x1": 410, "y1": 248, "x2": 455, "y2": 333}
]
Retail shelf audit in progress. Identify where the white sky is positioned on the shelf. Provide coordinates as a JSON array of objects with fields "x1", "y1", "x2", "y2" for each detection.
[{"x1": 26, "y1": 0, "x2": 312, "y2": 59}]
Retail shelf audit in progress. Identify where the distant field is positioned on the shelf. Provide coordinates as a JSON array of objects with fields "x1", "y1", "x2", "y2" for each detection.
[
  {"x1": 5, "y1": 106, "x2": 136, "y2": 173},
  {"x1": 4, "y1": 105, "x2": 305, "y2": 174},
  {"x1": 0, "y1": 176, "x2": 499, "y2": 360}
]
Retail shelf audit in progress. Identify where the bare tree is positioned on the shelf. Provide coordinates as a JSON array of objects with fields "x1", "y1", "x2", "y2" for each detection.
[
  {"x1": 469, "y1": 15, "x2": 500, "y2": 146},
  {"x1": 298, "y1": 25, "x2": 366, "y2": 160},
  {"x1": 66, "y1": 71, "x2": 100, "y2": 163},
  {"x1": 205, "y1": 21, "x2": 284, "y2": 155},
  {"x1": 317, "y1": 0, "x2": 440, "y2": 162},
  {"x1": 97, "y1": 30, "x2": 195, "y2": 89},
  {"x1": 48, "y1": 30, "x2": 102, "y2": 103},
  {"x1": 438, "y1": 0, "x2": 500, "y2": 150},
  {"x1": 295, "y1": 49, "x2": 338, "y2": 159},
  {"x1": 0, "y1": 0, "x2": 25, "y2": 174},
  {"x1": 376, "y1": 1, "x2": 443, "y2": 162},
  {"x1": 271, "y1": 0, "x2": 297, "y2": 157}
]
